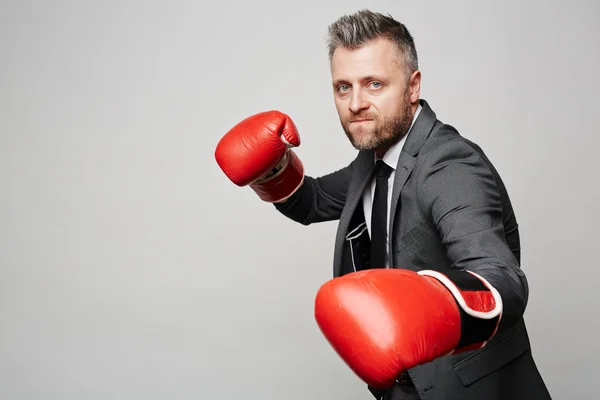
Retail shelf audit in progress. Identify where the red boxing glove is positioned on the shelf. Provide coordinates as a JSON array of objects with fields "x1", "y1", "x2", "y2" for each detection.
[
  {"x1": 215, "y1": 110, "x2": 304, "y2": 203},
  {"x1": 314, "y1": 268, "x2": 502, "y2": 389}
]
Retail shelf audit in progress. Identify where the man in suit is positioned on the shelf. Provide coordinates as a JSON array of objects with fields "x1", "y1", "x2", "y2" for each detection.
[{"x1": 215, "y1": 9, "x2": 551, "y2": 400}]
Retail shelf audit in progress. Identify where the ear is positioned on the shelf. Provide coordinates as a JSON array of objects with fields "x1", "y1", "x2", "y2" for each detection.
[{"x1": 408, "y1": 70, "x2": 421, "y2": 104}]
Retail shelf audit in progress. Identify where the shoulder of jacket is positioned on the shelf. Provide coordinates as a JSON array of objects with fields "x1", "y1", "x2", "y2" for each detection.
[{"x1": 418, "y1": 122, "x2": 464, "y2": 156}]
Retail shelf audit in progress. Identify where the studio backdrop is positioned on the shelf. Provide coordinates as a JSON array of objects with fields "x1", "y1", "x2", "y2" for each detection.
[{"x1": 1, "y1": 1, "x2": 599, "y2": 399}]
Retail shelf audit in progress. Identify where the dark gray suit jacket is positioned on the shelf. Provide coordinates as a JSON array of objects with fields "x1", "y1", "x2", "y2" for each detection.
[{"x1": 274, "y1": 99, "x2": 551, "y2": 400}]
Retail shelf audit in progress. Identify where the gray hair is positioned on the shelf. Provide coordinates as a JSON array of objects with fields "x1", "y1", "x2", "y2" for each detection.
[{"x1": 326, "y1": 9, "x2": 419, "y2": 78}]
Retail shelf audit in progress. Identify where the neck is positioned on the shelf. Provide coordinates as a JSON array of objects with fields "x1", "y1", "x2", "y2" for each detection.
[
  {"x1": 374, "y1": 102, "x2": 419, "y2": 157},
  {"x1": 374, "y1": 147, "x2": 388, "y2": 158}
]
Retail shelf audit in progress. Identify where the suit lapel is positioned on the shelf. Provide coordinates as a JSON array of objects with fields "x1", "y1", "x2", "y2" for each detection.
[
  {"x1": 388, "y1": 151, "x2": 416, "y2": 233},
  {"x1": 387, "y1": 100, "x2": 438, "y2": 267}
]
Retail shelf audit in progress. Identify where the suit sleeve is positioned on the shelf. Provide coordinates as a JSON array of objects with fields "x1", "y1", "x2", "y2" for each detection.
[
  {"x1": 416, "y1": 139, "x2": 529, "y2": 343},
  {"x1": 274, "y1": 162, "x2": 353, "y2": 225}
]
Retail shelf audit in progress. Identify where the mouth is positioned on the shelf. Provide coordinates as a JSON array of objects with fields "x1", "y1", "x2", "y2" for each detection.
[{"x1": 350, "y1": 119, "x2": 373, "y2": 123}]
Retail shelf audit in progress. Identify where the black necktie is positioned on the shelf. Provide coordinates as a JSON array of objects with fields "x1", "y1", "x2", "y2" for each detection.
[{"x1": 370, "y1": 160, "x2": 393, "y2": 269}]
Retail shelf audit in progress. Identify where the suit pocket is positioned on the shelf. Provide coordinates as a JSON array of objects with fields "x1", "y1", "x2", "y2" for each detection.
[
  {"x1": 395, "y1": 222, "x2": 428, "y2": 253},
  {"x1": 345, "y1": 222, "x2": 371, "y2": 272},
  {"x1": 451, "y1": 320, "x2": 530, "y2": 386}
]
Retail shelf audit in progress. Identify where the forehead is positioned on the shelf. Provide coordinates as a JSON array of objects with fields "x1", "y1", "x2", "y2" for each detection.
[{"x1": 330, "y1": 38, "x2": 403, "y2": 81}]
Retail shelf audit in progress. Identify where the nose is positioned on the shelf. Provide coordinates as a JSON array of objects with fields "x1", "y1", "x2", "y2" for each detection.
[{"x1": 349, "y1": 89, "x2": 369, "y2": 113}]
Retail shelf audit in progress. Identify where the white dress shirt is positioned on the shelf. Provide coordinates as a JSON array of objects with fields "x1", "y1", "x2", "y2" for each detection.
[{"x1": 362, "y1": 104, "x2": 422, "y2": 267}]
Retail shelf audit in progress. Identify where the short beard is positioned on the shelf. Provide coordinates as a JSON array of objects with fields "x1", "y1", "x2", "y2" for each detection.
[{"x1": 341, "y1": 91, "x2": 413, "y2": 152}]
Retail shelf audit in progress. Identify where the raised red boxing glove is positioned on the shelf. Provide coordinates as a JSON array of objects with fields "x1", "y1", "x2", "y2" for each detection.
[
  {"x1": 215, "y1": 110, "x2": 304, "y2": 203},
  {"x1": 314, "y1": 268, "x2": 502, "y2": 389}
]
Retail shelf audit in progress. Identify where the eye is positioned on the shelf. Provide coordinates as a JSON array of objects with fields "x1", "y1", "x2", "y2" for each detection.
[
  {"x1": 337, "y1": 84, "x2": 350, "y2": 93},
  {"x1": 369, "y1": 81, "x2": 382, "y2": 89}
]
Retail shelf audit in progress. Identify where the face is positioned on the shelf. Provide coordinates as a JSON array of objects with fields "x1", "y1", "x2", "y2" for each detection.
[{"x1": 330, "y1": 37, "x2": 421, "y2": 155}]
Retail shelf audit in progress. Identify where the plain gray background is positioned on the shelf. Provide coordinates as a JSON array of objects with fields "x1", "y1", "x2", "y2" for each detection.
[{"x1": 1, "y1": 0, "x2": 599, "y2": 399}]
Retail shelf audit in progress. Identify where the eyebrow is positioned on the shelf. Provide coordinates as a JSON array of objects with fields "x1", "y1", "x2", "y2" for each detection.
[{"x1": 332, "y1": 75, "x2": 385, "y2": 87}]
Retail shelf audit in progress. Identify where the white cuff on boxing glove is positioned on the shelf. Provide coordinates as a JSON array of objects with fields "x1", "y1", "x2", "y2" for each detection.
[
  {"x1": 250, "y1": 149, "x2": 304, "y2": 203},
  {"x1": 419, "y1": 269, "x2": 503, "y2": 352}
]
